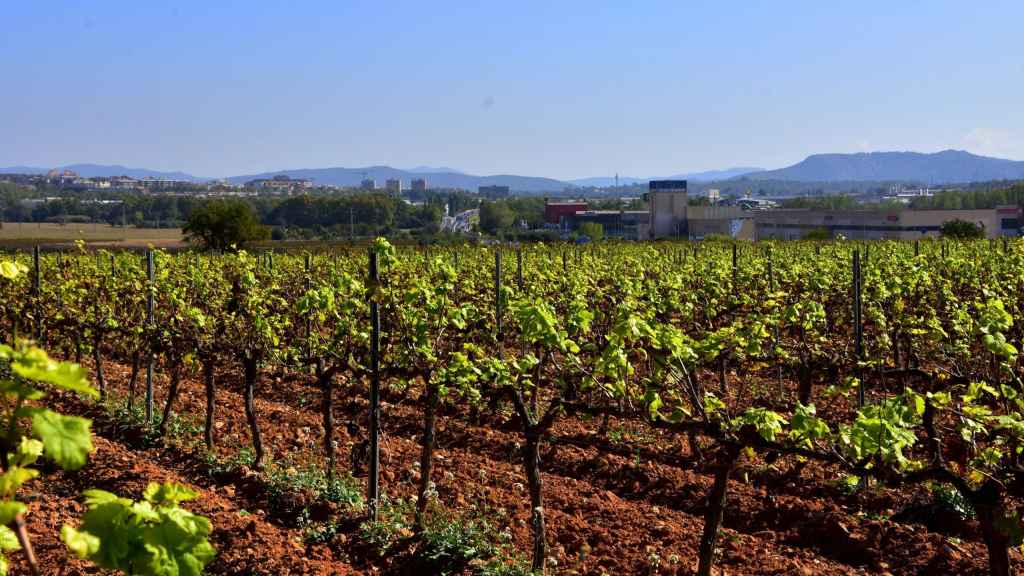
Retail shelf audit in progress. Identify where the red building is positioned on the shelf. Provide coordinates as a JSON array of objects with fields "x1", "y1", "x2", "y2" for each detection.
[{"x1": 544, "y1": 201, "x2": 588, "y2": 225}]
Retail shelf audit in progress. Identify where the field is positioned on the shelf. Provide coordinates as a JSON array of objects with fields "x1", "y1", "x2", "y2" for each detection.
[
  {"x1": 0, "y1": 221, "x2": 185, "y2": 249},
  {"x1": 0, "y1": 239, "x2": 1022, "y2": 576}
]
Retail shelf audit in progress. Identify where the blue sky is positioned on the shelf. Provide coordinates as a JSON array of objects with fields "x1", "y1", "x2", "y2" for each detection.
[{"x1": 2, "y1": 1, "x2": 1022, "y2": 179}]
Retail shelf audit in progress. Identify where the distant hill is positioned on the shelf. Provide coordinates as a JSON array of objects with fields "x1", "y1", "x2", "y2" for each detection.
[
  {"x1": 570, "y1": 167, "x2": 763, "y2": 188},
  {"x1": 225, "y1": 166, "x2": 567, "y2": 193},
  {"x1": 748, "y1": 150, "x2": 1024, "y2": 184},
  {"x1": 664, "y1": 167, "x2": 765, "y2": 181},
  {"x1": 568, "y1": 176, "x2": 646, "y2": 187},
  {"x1": 0, "y1": 166, "x2": 49, "y2": 174},
  {"x1": 405, "y1": 166, "x2": 465, "y2": 175},
  {"x1": 9, "y1": 151, "x2": 1024, "y2": 192},
  {"x1": 0, "y1": 164, "x2": 208, "y2": 182}
]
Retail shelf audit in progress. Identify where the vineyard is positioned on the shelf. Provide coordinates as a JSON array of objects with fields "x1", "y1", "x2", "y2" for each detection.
[{"x1": 1, "y1": 238, "x2": 1024, "y2": 575}]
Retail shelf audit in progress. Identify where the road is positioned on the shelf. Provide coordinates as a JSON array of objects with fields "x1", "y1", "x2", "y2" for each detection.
[{"x1": 442, "y1": 208, "x2": 478, "y2": 233}]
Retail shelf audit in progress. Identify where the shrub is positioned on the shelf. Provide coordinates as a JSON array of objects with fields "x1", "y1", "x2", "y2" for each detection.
[
  {"x1": 577, "y1": 222, "x2": 604, "y2": 241},
  {"x1": 940, "y1": 218, "x2": 985, "y2": 239},
  {"x1": 801, "y1": 227, "x2": 832, "y2": 240},
  {"x1": 183, "y1": 200, "x2": 270, "y2": 251}
]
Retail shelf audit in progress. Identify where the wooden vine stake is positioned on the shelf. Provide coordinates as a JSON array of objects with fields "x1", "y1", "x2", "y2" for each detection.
[
  {"x1": 731, "y1": 242, "x2": 738, "y2": 288},
  {"x1": 768, "y1": 247, "x2": 782, "y2": 395},
  {"x1": 495, "y1": 250, "x2": 504, "y2": 346},
  {"x1": 32, "y1": 246, "x2": 41, "y2": 341},
  {"x1": 145, "y1": 249, "x2": 155, "y2": 423},
  {"x1": 853, "y1": 249, "x2": 864, "y2": 408},
  {"x1": 367, "y1": 249, "x2": 382, "y2": 520}
]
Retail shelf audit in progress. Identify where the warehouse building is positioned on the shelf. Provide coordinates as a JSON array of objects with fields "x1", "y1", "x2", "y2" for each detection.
[
  {"x1": 644, "y1": 180, "x2": 689, "y2": 238},
  {"x1": 686, "y1": 205, "x2": 754, "y2": 239},
  {"x1": 544, "y1": 200, "x2": 650, "y2": 239},
  {"x1": 754, "y1": 206, "x2": 1021, "y2": 240},
  {"x1": 547, "y1": 180, "x2": 1020, "y2": 241},
  {"x1": 564, "y1": 210, "x2": 650, "y2": 239},
  {"x1": 546, "y1": 181, "x2": 753, "y2": 240},
  {"x1": 639, "y1": 180, "x2": 753, "y2": 239},
  {"x1": 544, "y1": 201, "x2": 588, "y2": 225}
]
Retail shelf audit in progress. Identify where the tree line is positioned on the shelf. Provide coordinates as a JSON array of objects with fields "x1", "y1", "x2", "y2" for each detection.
[{"x1": 0, "y1": 184, "x2": 467, "y2": 239}]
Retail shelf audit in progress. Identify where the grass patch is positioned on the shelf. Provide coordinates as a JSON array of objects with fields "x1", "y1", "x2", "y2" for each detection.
[
  {"x1": 265, "y1": 462, "x2": 365, "y2": 510},
  {"x1": 356, "y1": 497, "x2": 534, "y2": 575}
]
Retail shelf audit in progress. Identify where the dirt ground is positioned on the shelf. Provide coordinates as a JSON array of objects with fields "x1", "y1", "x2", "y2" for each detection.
[
  {"x1": 11, "y1": 357, "x2": 1019, "y2": 575},
  {"x1": 0, "y1": 222, "x2": 185, "y2": 249}
]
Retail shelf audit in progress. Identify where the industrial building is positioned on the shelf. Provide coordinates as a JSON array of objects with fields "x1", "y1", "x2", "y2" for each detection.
[
  {"x1": 685, "y1": 205, "x2": 754, "y2": 239},
  {"x1": 644, "y1": 180, "x2": 690, "y2": 238},
  {"x1": 545, "y1": 181, "x2": 751, "y2": 240},
  {"x1": 565, "y1": 210, "x2": 650, "y2": 239},
  {"x1": 544, "y1": 201, "x2": 588, "y2": 225},
  {"x1": 544, "y1": 201, "x2": 648, "y2": 239},
  {"x1": 545, "y1": 180, "x2": 1021, "y2": 241},
  {"x1": 754, "y1": 207, "x2": 1020, "y2": 239},
  {"x1": 639, "y1": 180, "x2": 751, "y2": 240}
]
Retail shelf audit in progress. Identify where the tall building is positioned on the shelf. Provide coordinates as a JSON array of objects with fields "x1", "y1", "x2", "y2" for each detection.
[
  {"x1": 644, "y1": 180, "x2": 688, "y2": 238},
  {"x1": 411, "y1": 178, "x2": 427, "y2": 192},
  {"x1": 479, "y1": 185, "x2": 510, "y2": 199},
  {"x1": 361, "y1": 179, "x2": 376, "y2": 190},
  {"x1": 385, "y1": 179, "x2": 403, "y2": 194}
]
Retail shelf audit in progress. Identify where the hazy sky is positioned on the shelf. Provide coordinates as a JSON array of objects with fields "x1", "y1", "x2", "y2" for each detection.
[{"x1": 2, "y1": 1, "x2": 1022, "y2": 179}]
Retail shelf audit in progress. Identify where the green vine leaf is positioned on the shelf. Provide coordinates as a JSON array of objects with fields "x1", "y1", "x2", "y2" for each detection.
[
  {"x1": 29, "y1": 409, "x2": 94, "y2": 471},
  {"x1": 0, "y1": 501, "x2": 26, "y2": 526}
]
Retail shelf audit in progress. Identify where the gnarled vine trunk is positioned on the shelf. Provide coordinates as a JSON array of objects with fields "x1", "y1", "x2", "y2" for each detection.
[
  {"x1": 127, "y1": 349, "x2": 141, "y2": 410},
  {"x1": 971, "y1": 482, "x2": 1011, "y2": 576},
  {"x1": 92, "y1": 337, "x2": 106, "y2": 401},
  {"x1": 978, "y1": 505, "x2": 1011, "y2": 576},
  {"x1": 719, "y1": 356, "x2": 728, "y2": 395},
  {"x1": 697, "y1": 443, "x2": 742, "y2": 576},
  {"x1": 158, "y1": 363, "x2": 182, "y2": 437},
  {"x1": 797, "y1": 362, "x2": 813, "y2": 406},
  {"x1": 523, "y1": 430, "x2": 546, "y2": 574},
  {"x1": 415, "y1": 382, "x2": 440, "y2": 530},
  {"x1": 203, "y1": 359, "x2": 216, "y2": 450},
  {"x1": 510, "y1": 389, "x2": 556, "y2": 575}
]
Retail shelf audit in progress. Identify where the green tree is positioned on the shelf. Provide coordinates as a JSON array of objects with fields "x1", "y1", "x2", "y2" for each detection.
[
  {"x1": 183, "y1": 200, "x2": 270, "y2": 251},
  {"x1": 478, "y1": 201, "x2": 513, "y2": 235},
  {"x1": 801, "y1": 227, "x2": 832, "y2": 240},
  {"x1": 577, "y1": 221, "x2": 604, "y2": 241},
  {"x1": 940, "y1": 218, "x2": 985, "y2": 239}
]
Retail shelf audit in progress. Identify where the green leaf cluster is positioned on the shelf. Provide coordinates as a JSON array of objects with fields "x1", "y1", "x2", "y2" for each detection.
[{"x1": 62, "y1": 482, "x2": 215, "y2": 576}]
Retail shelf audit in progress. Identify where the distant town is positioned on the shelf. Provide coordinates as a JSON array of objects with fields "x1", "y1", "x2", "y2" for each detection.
[
  {"x1": 0, "y1": 169, "x2": 526, "y2": 198},
  {"x1": 1, "y1": 163, "x2": 1023, "y2": 244}
]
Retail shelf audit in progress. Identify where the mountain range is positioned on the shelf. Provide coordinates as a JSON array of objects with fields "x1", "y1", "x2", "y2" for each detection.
[
  {"x1": 745, "y1": 150, "x2": 1024, "y2": 184},
  {"x1": 569, "y1": 167, "x2": 764, "y2": 188},
  {"x1": 4, "y1": 150, "x2": 1023, "y2": 192},
  {"x1": 221, "y1": 166, "x2": 567, "y2": 192},
  {"x1": 0, "y1": 163, "x2": 207, "y2": 182}
]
